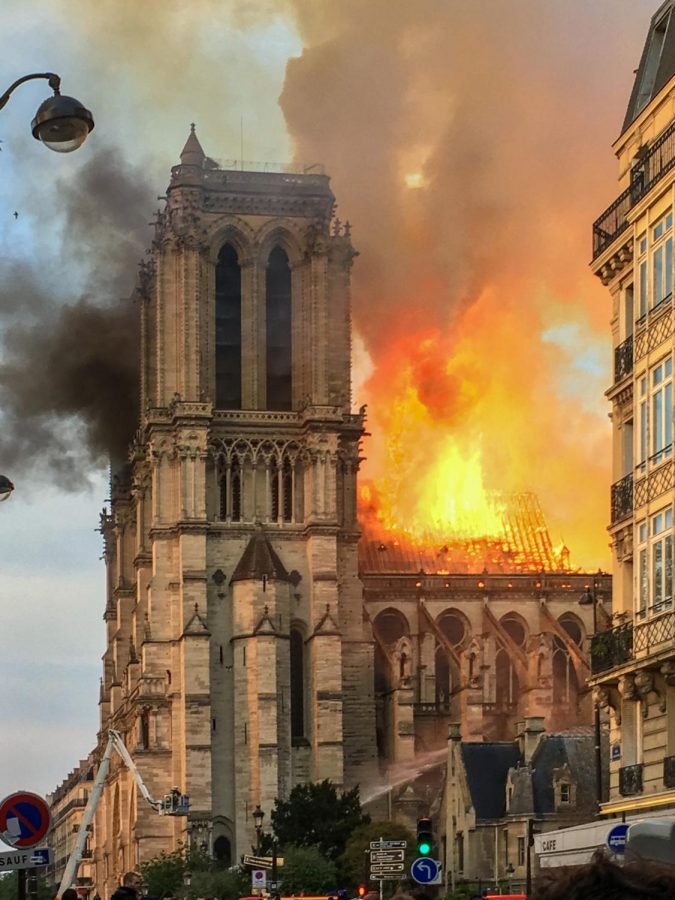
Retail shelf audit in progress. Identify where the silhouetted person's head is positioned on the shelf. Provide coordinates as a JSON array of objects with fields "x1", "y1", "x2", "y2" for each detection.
[{"x1": 532, "y1": 852, "x2": 675, "y2": 899}]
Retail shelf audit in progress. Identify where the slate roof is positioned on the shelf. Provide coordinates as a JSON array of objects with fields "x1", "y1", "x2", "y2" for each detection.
[
  {"x1": 530, "y1": 728, "x2": 597, "y2": 816},
  {"x1": 461, "y1": 742, "x2": 521, "y2": 819},
  {"x1": 462, "y1": 728, "x2": 602, "y2": 822},
  {"x1": 624, "y1": 1, "x2": 675, "y2": 131},
  {"x1": 230, "y1": 528, "x2": 289, "y2": 584}
]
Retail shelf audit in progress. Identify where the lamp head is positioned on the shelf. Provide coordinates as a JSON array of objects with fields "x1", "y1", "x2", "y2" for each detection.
[
  {"x1": 253, "y1": 804, "x2": 265, "y2": 829},
  {"x1": 579, "y1": 587, "x2": 595, "y2": 607},
  {"x1": 31, "y1": 92, "x2": 94, "y2": 152},
  {"x1": 0, "y1": 475, "x2": 14, "y2": 501}
]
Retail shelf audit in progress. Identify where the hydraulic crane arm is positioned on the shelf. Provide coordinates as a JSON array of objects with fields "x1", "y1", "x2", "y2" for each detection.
[{"x1": 57, "y1": 730, "x2": 189, "y2": 899}]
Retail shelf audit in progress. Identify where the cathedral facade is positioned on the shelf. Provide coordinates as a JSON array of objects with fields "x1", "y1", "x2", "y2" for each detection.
[
  {"x1": 89, "y1": 131, "x2": 603, "y2": 897},
  {"x1": 95, "y1": 129, "x2": 377, "y2": 888}
]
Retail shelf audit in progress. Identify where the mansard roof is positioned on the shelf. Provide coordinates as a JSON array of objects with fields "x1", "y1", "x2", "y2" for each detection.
[
  {"x1": 623, "y1": 1, "x2": 675, "y2": 132},
  {"x1": 461, "y1": 742, "x2": 521, "y2": 819},
  {"x1": 230, "y1": 527, "x2": 289, "y2": 584},
  {"x1": 461, "y1": 728, "x2": 602, "y2": 822}
]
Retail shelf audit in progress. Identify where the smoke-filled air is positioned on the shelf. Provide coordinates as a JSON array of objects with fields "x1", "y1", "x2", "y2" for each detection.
[{"x1": 0, "y1": 0, "x2": 649, "y2": 567}]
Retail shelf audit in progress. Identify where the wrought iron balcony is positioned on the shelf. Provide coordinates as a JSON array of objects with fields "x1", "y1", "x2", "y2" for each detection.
[
  {"x1": 619, "y1": 762, "x2": 644, "y2": 796},
  {"x1": 593, "y1": 120, "x2": 675, "y2": 259},
  {"x1": 614, "y1": 335, "x2": 633, "y2": 383},
  {"x1": 590, "y1": 623, "x2": 634, "y2": 674},
  {"x1": 664, "y1": 755, "x2": 675, "y2": 788},
  {"x1": 611, "y1": 473, "x2": 633, "y2": 524}
]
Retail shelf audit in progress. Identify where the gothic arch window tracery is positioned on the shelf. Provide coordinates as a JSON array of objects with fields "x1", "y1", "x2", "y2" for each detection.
[
  {"x1": 215, "y1": 243, "x2": 242, "y2": 409},
  {"x1": 495, "y1": 648, "x2": 519, "y2": 710},
  {"x1": 266, "y1": 246, "x2": 292, "y2": 410}
]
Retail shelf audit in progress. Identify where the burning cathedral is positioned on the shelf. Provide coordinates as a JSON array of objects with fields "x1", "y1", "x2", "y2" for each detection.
[{"x1": 55, "y1": 130, "x2": 605, "y2": 894}]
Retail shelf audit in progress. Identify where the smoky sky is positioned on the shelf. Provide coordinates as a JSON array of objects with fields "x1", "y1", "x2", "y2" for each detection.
[{"x1": 0, "y1": 147, "x2": 153, "y2": 482}]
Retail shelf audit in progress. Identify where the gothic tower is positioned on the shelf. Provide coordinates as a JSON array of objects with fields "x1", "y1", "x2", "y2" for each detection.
[{"x1": 95, "y1": 128, "x2": 377, "y2": 889}]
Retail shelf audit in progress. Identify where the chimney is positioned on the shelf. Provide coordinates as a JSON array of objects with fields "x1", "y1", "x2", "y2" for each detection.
[{"x1": 518, "y1": 716, "x2": 545, "y2": 763}]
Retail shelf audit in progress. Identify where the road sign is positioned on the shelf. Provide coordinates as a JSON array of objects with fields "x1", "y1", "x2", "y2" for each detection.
[
  {"x1": 411, "y1": 857, "x2": 442, "y2": 885},
  {"x1": 370, "y1": 873, "x2": 406, "y2": 882},
  {"x1": 251, "y1": 870, "x2": 266, "y2": 889},
  {"x1": 607, "y1": 823, "x2": 630, "y2": 856},
  {"x1": 370, "y1": 840, "x2": 407, "y2": 849},
  {"x1": 243, "y1": 854, "x2": 285, "y2": 869},
  {"x1": 370, "y1": 864, "x2": 405, "y2": 873},
  {"x1": 0, "y1": 847, "x2": 52, "y2": 871},
  {"x1": 0, "y1": 793, "x2": 51, "y2": 849},
  {"x1": 370, "y1": 850, "x2": 405, "y2": 862}
]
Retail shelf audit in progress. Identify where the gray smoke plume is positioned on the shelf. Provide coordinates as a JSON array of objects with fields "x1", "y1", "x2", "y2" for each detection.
[{"x1": 0, "y1": 147, "x2": 153, "y2": 484}]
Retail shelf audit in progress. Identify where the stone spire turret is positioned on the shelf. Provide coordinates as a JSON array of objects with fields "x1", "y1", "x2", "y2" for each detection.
[{"x1": 180, "y1": 123, "x2": 205, "y2": 166}]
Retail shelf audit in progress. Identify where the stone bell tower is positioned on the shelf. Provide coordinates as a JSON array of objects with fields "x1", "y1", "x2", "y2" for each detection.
[{"x1": 96, "y1": 126, "x2": 378, "y2": 884}]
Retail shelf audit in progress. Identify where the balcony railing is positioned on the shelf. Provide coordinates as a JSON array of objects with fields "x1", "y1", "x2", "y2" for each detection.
[
  {"x1": 664, "y1": 755, "x2": 675, "y2": 788},
  {"x1": 611, "y1": 473, "x2": 633, "y2": 524},
  {"x1": 634, "y1": 608, "x2": 675, "y2": 654},
  {"x1": 593, "y1": 120, "x2": 675, "y2": 259},
  {"x1": 614, "y1": 335, "x2": 633, "y2": 383},
  {"x1": 619, "y1": 763, "x2": 644, "y2": 796},
  {"x1": 590, "y1": 623, "x2": 634, "y2": 674}
]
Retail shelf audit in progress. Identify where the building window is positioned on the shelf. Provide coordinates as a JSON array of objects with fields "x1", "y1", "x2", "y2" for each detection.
[
  {"x1": 290, "y1": 628, "x2": 305, "y2": 738},
  {"x1": 220, "y1": 457, "x2": 243, "y2": 522},
  {"x1": 652, "y1": 212, "x2": 673, "y2": 311},
  {"x1": 215, "y1": 243, "x2": 242, "y2": 409},
  {"x1": 651, "y1": 357, "x2": 673, "y2": 464},
  {"x1": 266, "y1": 246, "x2": 292, "y2": 410},
  {"x1": 560, "y1": 783, "x2": 571, "y2": 803},
  {"x1": 636, "y1": 509, "x2": 673, "y2": 617},
  {"x1": 638, "y1": 235, "x2": 648, "y2": 323},
  {"x1": 517, "y1": 837, "x2": 526, "y2": 867},
  {"x1": 639, "y1": 375, "x2": 648, "y2": 471},
  {"x1": 457, "y1": 833, "x2": 464, "y2": 872},
  {"x1": 270, "y1": 455, "x2": 294, "y2": 523}
]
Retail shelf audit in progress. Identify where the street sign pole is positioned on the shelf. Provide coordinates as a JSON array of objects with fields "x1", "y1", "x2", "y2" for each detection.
[{"x1": 379, "y1": 838, "x2": 383, "y2": 900}]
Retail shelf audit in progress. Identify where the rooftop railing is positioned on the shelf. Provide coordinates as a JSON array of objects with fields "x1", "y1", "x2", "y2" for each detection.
[{"x1": 593, "y1": 120, "x2": 675, "y2": 259}]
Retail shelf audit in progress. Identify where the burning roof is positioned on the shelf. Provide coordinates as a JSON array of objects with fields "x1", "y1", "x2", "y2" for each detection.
[{"x1": 359, "y1": 489, "x2": 570, "y2": 574}]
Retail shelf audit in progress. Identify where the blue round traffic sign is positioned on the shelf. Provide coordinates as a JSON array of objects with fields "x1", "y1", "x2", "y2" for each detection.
[
  {"x1": 411, "y1": 857, "x2": 440, "y2": 884},
  {"x1": 607, "y1": 823, "x2": 629, "y2": 855},
  {"x1": 0, "y1": 792, "x2": 51, "y2": 849}
]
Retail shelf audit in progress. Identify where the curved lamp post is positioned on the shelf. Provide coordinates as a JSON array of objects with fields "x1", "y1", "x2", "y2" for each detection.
[
  {"x1": 0, "y1": 475, "x2": 14, "y2": 501},
  {"x1": 0, "y1": 72, "x2": 94, "y2": 152}
]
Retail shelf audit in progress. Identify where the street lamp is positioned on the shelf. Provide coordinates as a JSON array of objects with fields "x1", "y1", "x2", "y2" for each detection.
[
  {"x1": 253, "y1": 805, "x2": 265, "y2": 854},
  {"x1": 580, "y1": 572, "x2": 603, "y2": 809},
  {"x1": 0, "y1": 72, "x2": 94, "y2": 152},
  {"x1": 505, "y1": 862, "x2": 515, "y2": 893},
  {"x1": 0, "y1": 475, "x2": 14, "y2": 501},
  {"x1": 182, "y1": 870, "x2": 192, "y2": 900}
]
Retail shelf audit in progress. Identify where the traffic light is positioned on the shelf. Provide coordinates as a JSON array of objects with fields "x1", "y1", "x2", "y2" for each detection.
[
  {"x1": 357, "y1": 887, "x2": 366, "y2": 898},
  {"x1": 417, "y1": 816, "x2": 433, "y2": 856}
]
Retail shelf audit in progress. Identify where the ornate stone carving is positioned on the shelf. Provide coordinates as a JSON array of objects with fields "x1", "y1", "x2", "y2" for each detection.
[{"x1": 618, "y1": 673, "x2": 638, "y2": 700}]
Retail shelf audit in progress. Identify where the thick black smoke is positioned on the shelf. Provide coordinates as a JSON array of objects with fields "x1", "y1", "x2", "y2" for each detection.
[{"x1": 0, "y1": 148, "x2": 154, "y2": 484}]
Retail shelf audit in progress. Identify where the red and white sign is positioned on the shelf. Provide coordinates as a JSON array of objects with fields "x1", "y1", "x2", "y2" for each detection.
[{"x1": 0, "y1": 792, "x2": 51, "y2": 849}]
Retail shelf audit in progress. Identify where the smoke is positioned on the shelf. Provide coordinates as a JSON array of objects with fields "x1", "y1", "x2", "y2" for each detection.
[
  {"x1": 0, "y1": 148, "x2": 152, "y2": 483},
  {"x1": 280, "y1": 0, "x2": 647, "y2": 568}
]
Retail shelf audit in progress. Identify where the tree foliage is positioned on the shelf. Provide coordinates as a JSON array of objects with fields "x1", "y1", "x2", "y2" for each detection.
[
  {"x1": 0, "y1": 873, "x2": 51, "y2": 900},
  {"x1": 340, "y1": 820, "x2": 416, "y2": 887},
  {"x1": 271, "y1": 780, "x2": 370, "y2": 862},
  {"x1": 277, "y1": 845, "x2": 337, "y2": 895},
  {"x1": 139, "y1": 845, "x2": 248, "y2": 900}
]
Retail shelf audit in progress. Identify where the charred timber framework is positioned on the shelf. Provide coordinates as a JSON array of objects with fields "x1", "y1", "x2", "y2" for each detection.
[{"x1": 593, "y1": 119, "x2": 675, "y2": 259}]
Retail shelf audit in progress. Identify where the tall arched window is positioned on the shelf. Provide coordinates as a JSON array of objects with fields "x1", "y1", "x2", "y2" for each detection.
[
  {"x1": 290, "y1": 628, "x2": 305, "y2": 738},
  {"x1": 215, "y1": 243, "x2": 241, "y2": 409},
  {"x1": 266, "y1": 247, "x2": 292, "y2": 410}
]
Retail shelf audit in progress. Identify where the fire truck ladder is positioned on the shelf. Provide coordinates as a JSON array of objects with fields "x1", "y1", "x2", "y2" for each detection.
[{"x1": 57, "y1": 730, "x2": 189, "y2": 899}]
